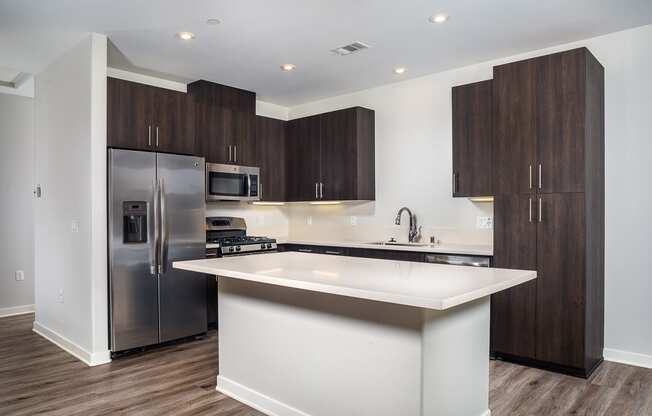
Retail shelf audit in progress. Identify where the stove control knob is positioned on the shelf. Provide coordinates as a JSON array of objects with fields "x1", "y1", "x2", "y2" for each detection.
[
  {"x1": 261, "y1": 244, "x2": 266, "y2": 250},
  {"x1": 235, "y1": 246, "x2": 241, "y2": 252},
  {"x1": 266, "y1": 243, "x2": 272, "y2": 249},
  {"x1": 229, "y1": 247, "x2": 235, "y2": 252}
]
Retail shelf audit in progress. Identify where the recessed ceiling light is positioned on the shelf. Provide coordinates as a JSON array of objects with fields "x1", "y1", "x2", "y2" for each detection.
[
  {"x1": 429, "y1": 14, "x2": 449, "y2": 23},
  {"x1": 176, "y1": 31, "x2": 195, "y2": 41},
  {"x1": 206, "y1": 18, "x2": 221, "y2": 25},
  {"x1": 280, "y1": 64, "x2": 296, "y2": 72},
  {"x1": 393, "y1": 67, "x2": 407, "y2": 75}
]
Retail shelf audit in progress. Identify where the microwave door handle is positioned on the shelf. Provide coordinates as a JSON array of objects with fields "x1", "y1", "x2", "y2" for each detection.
[{"x1": 247, "y1": 174, "x2": 252, "y2": 197}]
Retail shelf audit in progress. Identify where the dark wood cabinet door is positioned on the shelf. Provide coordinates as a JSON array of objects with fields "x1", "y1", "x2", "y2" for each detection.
[
  {"x1": 154, "y1": 88, "x2": 195, "y2": 155},
  {"x1": 190, "y1": 80, "x2": 256, "y2": 165},
  {"x1": 349, "y1": 248, "x2": 424, "y2": 262},
  {"x1": 535, "y1": 193, "x2": 585, "y2": 368},
  {"x1": 493, "y1": 60, "x2": 537, "y2": 195},
  {"x1": 232, "y1": 111, "x2": 256, "y2": 166},
  {"x1": 452, "y1": 80, "x2": 493, "y2": 197},
  {"x1": 286, "y1": 116, "x2": 321, "y2": 201},
  {"x1": 107, "y1": 77, "x2": 155, "y2": 150},
  {"x1": 536, "y1": 49, "x2": 586, "y2": 194},
  {"x1": 320, "y1": 108, "x2": 357, "y2": 200},
  {"x1": 491, "y1": 194, "x2": 537, "y2": 359},
  {"x1": 256, "y1": 116, "x2": 286, "y2": 201}
]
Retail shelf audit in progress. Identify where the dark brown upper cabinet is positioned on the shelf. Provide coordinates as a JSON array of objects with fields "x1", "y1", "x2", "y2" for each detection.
[
  {"x1": 286, "y1": 107, "x2": 375, "y2": 202},
  {"x1": 491, "y1": 47, "x2": 604, "y2": 378},
  {"x1": 493, "y1": 48, "x2": 595, "y2": 196},
  {"x1": 535, "y1": 50, "x2": 587, "y2": 194},
  {"x1": 320, "y1": 107, "x2": 375, "y2": 201},
  {"x1": 256, "y1": 116, "x2": 287, "y2": 202},
  {"x1": 452, "y1": 79, "x2": 493, "y2": 197},
  {"x1": 493, "y1": 59, "x2": 537, "y2": 195},
  {"x1": 286, "y1": 115, "x2": 322, "y2": 201},
  {"x1": 107, "y1": 77, "x2": 195, "y2": 155},
  {"x1": 189, "y1": 80, "x2": 256, "y2": 166}
]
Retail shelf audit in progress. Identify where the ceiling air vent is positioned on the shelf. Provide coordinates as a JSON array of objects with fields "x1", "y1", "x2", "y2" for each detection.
[{"x1": 330, "y1": 41, "x2": 371, "y2": 56}]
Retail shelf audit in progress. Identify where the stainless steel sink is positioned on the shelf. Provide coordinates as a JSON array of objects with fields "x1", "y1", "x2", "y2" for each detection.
[{"x1": 368, "y1": 241, "x2": 432, "y2": 247}]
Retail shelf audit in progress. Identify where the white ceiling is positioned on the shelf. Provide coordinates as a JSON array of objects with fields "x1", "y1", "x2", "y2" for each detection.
[{"x1": 1, "y1": 0, "x2": 651, "y2": 105}]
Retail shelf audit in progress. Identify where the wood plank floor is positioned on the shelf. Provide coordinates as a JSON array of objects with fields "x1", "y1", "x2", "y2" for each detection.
[{"x1": 1, "y1": 314, "x2": 651, "y2": 415}]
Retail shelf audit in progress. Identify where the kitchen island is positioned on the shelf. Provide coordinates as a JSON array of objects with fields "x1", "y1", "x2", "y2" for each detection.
[{"x1": 174, "y1": 252, "x2": 536, "y2": 416}]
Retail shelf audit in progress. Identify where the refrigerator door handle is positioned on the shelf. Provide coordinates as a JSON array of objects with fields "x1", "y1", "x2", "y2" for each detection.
[
  {"x1": 154, "y1": 178, "x2": 161, "y2": 275},
  {"x1": 149, "y1": 179, "x2": 157, "y2": 275},
  {"x1": 159, "y1": 178, "x2": 168, "y2": 274}
]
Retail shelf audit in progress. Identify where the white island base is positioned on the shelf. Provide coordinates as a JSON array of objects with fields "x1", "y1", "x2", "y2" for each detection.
[{"x1": 216, "y1": 277, "x2": 490, "y2": 416}]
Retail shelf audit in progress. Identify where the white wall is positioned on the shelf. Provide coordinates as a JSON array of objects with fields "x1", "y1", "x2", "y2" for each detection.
[
  {"x1": 33, "y1": 33, "x2": 109, "y2": 366},
  {"x1": 0, "y1": 93, "x2": 35, "y2": 316},
  {"x1": 284, "y1": 24, "x2": 652, "y2": 364}
]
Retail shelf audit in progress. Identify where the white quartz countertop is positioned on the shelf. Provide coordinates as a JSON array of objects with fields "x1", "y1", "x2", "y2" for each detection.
[
  {"x1": 174, "y1": 252, "x2": 534, "y2": 310},
  {"x1": 276, "y1": 239, "x2": 493, "y2": 256}
]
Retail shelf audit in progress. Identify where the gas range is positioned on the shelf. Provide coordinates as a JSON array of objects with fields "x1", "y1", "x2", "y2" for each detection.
[{"x1": 206, "y1": 217, "x2": 277, "y2": 257}]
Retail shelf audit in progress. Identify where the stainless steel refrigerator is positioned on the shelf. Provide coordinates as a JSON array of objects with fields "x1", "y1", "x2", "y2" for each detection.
[{"x1": 108, "y1": 148, "x2": 207, "y2": 353}]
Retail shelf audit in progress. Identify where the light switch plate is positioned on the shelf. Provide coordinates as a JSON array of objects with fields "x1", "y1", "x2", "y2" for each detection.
[
  {"x1": 71, "y1": 220, "x2": 79, "y2": 233},
  {"x1": 307, "y1": 216, "x2": 313, "y2": 225},
  {"x1": 476, "y1": 216, "x2": 493, "y2": 229},
  {"x1": 350, "y1": 216, "x2": 357, "y2": 226},
  {"x1": 15, "y1": 270, "x2": 24, "y2": 281}
]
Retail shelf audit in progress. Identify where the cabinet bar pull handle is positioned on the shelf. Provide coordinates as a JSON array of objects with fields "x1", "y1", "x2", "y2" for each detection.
[
  {"x1": 315, "y1": 182, "x2": 318, "y2": 200},
  {"x1": 529, "y1": 198, "x2": 533, "y2": 223},
  {"x1": 453, "y1": 173, "x2": 459, "y2": 194},
  {"x1": 320, "y1": 182, "x2": 324, "y2": 199},
  {"x1": 325, "y1": 250, "x2": 342, "y2": 255},
  {"x1": 298, "y1": 249, "x2": 313, "y2": 253},
  {"x1": 538, "y1": 164, "x2": 542, "y2": 189},
  {"x1": 148, "y1": 125, "x2": 152, "y2": 147},
  {"x1": 538, "y1": 197, "x2": 542, "y2": 223},
  {"x1": 529, "y1": 165, "x2": 533, "y2": 189},
  {"x1": 228, "y1": 145, "x2": 232, "y2": 162},
  {"x1": 259, "y1": 182, "x2": 263, "y2": 200},
  {"x1": 155, "y1": 126, "x2": 159, "y2": 147}
]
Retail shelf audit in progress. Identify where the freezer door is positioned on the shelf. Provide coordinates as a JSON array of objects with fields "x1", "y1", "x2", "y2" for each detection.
[
  {"x1": 157, "y1": 153, "x2": 207, "y2": 342},
  {"x1": 109, "y1": 149, "x2": 159, "y2": 352}
]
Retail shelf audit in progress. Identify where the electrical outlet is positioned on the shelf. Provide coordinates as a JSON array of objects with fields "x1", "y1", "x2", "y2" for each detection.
[
  {"x1": 57, "y1": 289, "x2": 64, "y2": 304},
  {"x1": 476, "y1": 216, "x2": 493, "y2": 229},
  {"x1": 350, "y1": 216, "x2": 357, "y2": 226},
  {"x1": 307, "y1": 216, "x2": 313, "y2": 225},
  {"x1": 15, "y1": 270, "x2": 24, "y2": 281},
  {"x1": 71, "y1": 220, "x2": 79, "y2": 233}
]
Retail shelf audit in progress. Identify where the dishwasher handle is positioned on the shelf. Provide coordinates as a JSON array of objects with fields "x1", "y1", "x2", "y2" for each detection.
[{"x1": 424, "y1": 254, "x2": 490, "y2": 267}]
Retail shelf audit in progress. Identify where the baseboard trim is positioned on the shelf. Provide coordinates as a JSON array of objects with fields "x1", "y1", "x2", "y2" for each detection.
[
  {"x1": 604, "y1": 348, "x2": 652, "y2": 370},
  {"x1": 32, "y1": 321, "x2": 111, "y2": 367},
  {"x1": 217, "y1": 375, "x2": 310, "y2": 416},
  {"x1": 217, "y1": 375, "x2": 490, "y2": 416},
  {"x1": 0, "y1": 304, "x2": 35, "y2": 318}
]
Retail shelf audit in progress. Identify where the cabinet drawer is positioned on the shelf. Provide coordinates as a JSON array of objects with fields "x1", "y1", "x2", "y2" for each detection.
[{"x1": 284, "y1": 244, "x2": 349, "y2": 256}]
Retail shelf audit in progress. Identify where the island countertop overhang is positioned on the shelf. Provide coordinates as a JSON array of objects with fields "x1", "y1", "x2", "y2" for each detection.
[{"x1": 174, "y1": 252, "x2": 536, "y2": 310}]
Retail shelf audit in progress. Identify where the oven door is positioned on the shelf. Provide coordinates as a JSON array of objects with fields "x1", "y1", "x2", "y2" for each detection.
[{"x1": 206, "y1": 163, "x2": 260, "y2": 201}]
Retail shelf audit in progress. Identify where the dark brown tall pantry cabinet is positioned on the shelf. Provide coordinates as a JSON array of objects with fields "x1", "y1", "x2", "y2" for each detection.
[{"x1": 490, "y1": 47, "x2": 605, "y2": 378}]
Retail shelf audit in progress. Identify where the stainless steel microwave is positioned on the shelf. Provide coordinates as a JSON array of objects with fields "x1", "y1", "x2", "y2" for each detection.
[{"x1": 205, "y1": 163, "x2": 260, "y2": 202}]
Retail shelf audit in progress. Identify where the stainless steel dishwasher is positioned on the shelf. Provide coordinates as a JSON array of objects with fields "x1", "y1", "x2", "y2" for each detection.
[{"x1": 424, "y1": 253, "x2": 491, "y2": 267}]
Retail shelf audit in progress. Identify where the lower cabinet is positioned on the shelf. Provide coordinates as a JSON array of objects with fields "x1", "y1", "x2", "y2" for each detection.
[
  {"x1": 491, "y1": 193, "x2": 603, "y2": 378},
  {"x1": 281, "y1": 244, "x2": 349, "y2": 256},
  {"x1": 279, "y1": 244, "x2": 425, "y2": 262}
]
